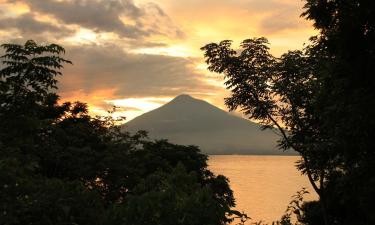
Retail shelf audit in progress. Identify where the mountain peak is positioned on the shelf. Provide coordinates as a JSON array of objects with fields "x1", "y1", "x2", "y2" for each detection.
[
  {"x1": 169, "y1": 94, "x2": 199, "y2": 104},
  {"x1": 173, "y1": 94, "x2": 194, "y2": 101},
  {"x1": 124, "y1": 95, "x2": 293, "y2": 155}
]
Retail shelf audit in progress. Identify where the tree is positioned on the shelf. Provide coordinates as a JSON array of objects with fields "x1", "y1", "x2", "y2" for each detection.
[
  {"x1": 302, "y1": 1, "x2": 375, "y2": 224},
  {"x1": 201, "y1": 1, "x2": 375, "y2": 224},
  {"x1": 201, "y1": 37, "x2": 327, "y2": 217},
  {"x1": 0, "y1": 40, "x2": 239, "y2": 225}
]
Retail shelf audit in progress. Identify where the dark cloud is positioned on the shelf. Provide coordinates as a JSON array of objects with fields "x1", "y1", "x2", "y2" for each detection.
[
  {"x1": 58, "y1": 44, "x2": 220, "y2": 98},
  {"x1": 8, "y1": 0, "x2": 183, "y2": 39},
  {"x1": 0, "y1": 13, "x2": 74, "y2": 38}
]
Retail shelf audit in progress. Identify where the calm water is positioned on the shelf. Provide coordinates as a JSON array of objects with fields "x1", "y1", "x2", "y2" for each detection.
[{"x1": 208, "y1": 155, "x2": 317, "y2": 223}]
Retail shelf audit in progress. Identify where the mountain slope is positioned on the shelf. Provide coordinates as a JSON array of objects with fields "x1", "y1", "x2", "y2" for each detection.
[{"x1": 123, "y1": 94, "x2": 295, "y2": 155}]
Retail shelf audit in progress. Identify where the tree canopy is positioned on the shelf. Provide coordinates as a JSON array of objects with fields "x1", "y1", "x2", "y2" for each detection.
[
  {"x1": 201, "y1": 0, "x2": 375, "y2": 224},
  {"x1": 0, "y1": 40, "x2": 240, "y2": 225}
]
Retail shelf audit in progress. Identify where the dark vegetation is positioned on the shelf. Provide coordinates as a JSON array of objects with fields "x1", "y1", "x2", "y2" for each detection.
[
  {"x1": 0, "y1": 40, "x2": 243, "y2": 225},
  {"x1": 201, "y1": 0, "x2": 375, "y2": 224},
  {"x1": 1, "y1": 0, "x2": 374, "y2": 224}
]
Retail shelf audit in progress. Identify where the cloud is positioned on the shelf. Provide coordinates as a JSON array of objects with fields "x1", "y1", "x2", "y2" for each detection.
[
  {"x1": 256, "y1": 1, "x2": 305, "y2": 34},
  {"x1": 159, "y1": 0, "x2": 308, "y2": 36},
  {"x1": 6, "y1": 0, "x2": 183, "y2": 39},
  {"x1": 260, "y1": 16, "x2": 303, "y2": 34},
  {"x1": 58, "y1": 44, "x2": 221, "y2": 100},
  {"x1": 0, "y1": 0, "x2": 315, "y2": 116},
  {"x1": 0, "y1": 13, "x2": 74, "y2": 38}
]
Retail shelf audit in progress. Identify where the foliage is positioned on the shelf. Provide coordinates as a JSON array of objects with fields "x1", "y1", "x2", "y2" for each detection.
[
  {"x1": 301, "y1": 1, "x2": 375, "y2": 224},
  {"x1": 201, "y1": 38, "x2": 324, "y2": 200},
  {"x1": 0, "y1": 40, "x2": 237, "y2": 225},
  {"x1": 201, "y1": 0, "x2": 375, "y2": 224}
]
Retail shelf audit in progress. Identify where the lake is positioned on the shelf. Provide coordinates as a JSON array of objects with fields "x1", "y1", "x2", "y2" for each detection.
[{"x1": 208, "y1": 155, "x2": 317, "y2": 223}]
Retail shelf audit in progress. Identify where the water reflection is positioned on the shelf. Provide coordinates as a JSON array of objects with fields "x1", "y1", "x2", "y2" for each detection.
[{"x1": 208, "y1": 155, "x2": 317, "y2": 223}]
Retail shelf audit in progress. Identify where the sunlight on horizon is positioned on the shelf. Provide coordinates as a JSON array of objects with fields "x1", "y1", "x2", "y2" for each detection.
[
  {"x1": 130, "y1": 45, "x2": 193, "y2": 57},
  {"x1": 105, "y1": 97, "x2": 173, "y2": 121},
  {"x1": 0, "y1": 0, "x2": 316, "y2": 118},
  {"x1": 65, "y1": 28, "x2": 98, "y2": 44}
]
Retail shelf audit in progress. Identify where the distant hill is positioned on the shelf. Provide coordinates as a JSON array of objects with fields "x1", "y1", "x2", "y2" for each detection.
[{"x1": 123, "y1": 94, "x2": 296, "y2": 155}]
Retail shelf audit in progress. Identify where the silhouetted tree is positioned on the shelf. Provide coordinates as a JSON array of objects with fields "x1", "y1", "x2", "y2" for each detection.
[
  {"x1": 0, "y1": 40, "x2": 238, "y2": 225},
  {"x1": 201, "y1": 1, "x2": 375, "y2": 224},
  {"x1": 201, "y1": 38, "x2": 327, "y2": 221},
  {"x1": 301, "y1": 1, "x2": 375, "y2": 224}
]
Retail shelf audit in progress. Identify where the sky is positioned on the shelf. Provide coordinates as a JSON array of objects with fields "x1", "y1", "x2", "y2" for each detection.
[{"x1": 0, "y1": 0, "x2": 316, "y2": 121}]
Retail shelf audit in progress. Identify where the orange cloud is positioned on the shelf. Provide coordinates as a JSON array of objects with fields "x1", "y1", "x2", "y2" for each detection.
[{"x1": 0, "y1": 0, "x2": 317, "y2": 120}]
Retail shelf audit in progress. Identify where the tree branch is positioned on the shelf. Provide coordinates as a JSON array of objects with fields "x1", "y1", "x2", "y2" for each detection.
[{"x1": 264, "y1": 110, "x2": 321, "y2": 196}]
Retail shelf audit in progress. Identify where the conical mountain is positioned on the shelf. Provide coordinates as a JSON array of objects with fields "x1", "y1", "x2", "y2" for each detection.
[{"x1": 123, "y1": 94, "x2": 295, "y2": 155}]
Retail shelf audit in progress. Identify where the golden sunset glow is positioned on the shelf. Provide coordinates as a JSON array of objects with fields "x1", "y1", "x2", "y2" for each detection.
[
  {"x1": 106, "y1": 97, "x2": 173, "y2": 121},
  {"x1": 0, "y1": 0, "x2": 316, "y2": 121},
  {"x1": 1, "y1": 1, "x2": 30, "y2": 16},
  {"x1": 131, "y1": 45, "x2": 193, "y2": 57},
  {"x1": 65, "y1": 28, "x2": 98, "y2": 44}
]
